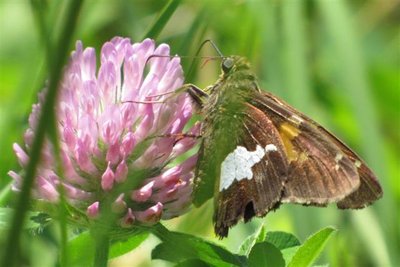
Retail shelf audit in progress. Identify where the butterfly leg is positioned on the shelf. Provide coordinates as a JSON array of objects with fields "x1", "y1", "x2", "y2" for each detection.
[{"x1": 185, "y1": 84, "x2": 209, "y2": 108}]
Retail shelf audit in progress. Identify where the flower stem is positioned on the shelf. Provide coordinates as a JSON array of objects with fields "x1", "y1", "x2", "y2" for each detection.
[{"x1": 93, "y1": 232, "x2": 110, "y2": 267}]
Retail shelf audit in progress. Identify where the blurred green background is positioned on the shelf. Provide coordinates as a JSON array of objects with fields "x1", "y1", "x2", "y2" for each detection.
[{"x1": 0, "y1": 0, "x2": 398, "y2": 266}]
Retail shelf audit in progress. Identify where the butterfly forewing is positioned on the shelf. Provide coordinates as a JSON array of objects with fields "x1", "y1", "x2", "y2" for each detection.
[
  {"x1": 316, "y1": 125, "x2": 382, "y2": 208},
  {"x1": 251, "y1": 92, "x2": 382, "y2": 207},
  {"x1": 213, "y1": 103, "x2": 289, "y2": 237}
]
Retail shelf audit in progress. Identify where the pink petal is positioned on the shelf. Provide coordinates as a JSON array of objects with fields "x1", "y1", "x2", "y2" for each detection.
[
  {"x1": 152, "y1": 180, "x2": 190, "y2": 203},
  {"x1": 131, "y1": 181, "x2": 154, "y2": 202},
  {"x1": 152, "y1": 155, "x2": 197, "y2": 189},
  {"x1": 121, "y1": 208, "x2": 135, "y2": 228},
  {"x1": 115, "y1": 160, "x2": 128, "y2": 183},
  {"x1": 134, "y1": 104, "x2": 154, "y2": 142},
  {"x1": 120, "y1": 103, "x2": 136, "y2": 128},
  {"x1": 106, "y1": 142, "x2": 121, "y2": 164},
  {"x1": 13, "y1": 143, "x2": 29, "y2": 167},
  {"x1": 121, "y1": 132, "x2": 136, "y2": 157},
  {"x1": 162, "y1": 191, "x2": 192, "y2": 219},
  {"x1": 37, "y1": 176, "x2": 59, "y2": 202},
  {"x1": 135, "y1": 202, "x2": 163, "y2": 224},
  {"x1": 82, "y1": 47, "x2": 96, "y2": 81},
  {"x1": 87, "y1": 202, "x2": 100, "y2": 218},
  {"x1": 63, "y1": 126, "x2": 76, "y2": 150},
  {"x1": 8, "y1": 171, "x2": 22, "y2": 191},
  {"x1": 101, "y1": 163, "x2": 115, "y2": 191}
]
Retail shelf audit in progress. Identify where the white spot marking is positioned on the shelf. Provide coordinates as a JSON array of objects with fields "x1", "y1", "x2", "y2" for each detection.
[
  {"x1": 355, "y1": 160, "x2": 362, "y2": 168},
  {"x1": 220, "y1": 145, "x2": 266, "y2": 191},
  {"x1": 291, "y1": 115, "x2": 304, "y2": 124},
  {"x1": 335, "y1": 153, "x2": 343, "y2": 162},
  {"x1": 334, "y1": 153, "x2": 344, "y2": 171},
  {"x1": 265, "y1": 144, "x2": 277, "y2": 152}
]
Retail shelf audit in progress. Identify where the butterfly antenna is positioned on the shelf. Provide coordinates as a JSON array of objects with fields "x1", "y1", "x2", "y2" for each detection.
[
  {"x1": 145, "y1": 54, "x2": 178, "y2": 67},
  {"x1": 146, "y1": 84, "x2": 192, "y2": 99},
  {"x1": 187, "y1": 40, "x2": 224, "y2": 81},
  {"x1": 199, "y1": 39, "x2": 224, "y2": 57},
  {"x1": 121, "y1": 83, "x2": 196, "y2": 105}
]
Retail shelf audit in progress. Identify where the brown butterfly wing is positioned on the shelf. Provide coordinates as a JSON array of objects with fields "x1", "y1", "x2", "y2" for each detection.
[
  {"x1": 317, "y1": 127, "x2": 383, "y2": 209},
  {"x1": 251, "y1": 92, "x2": 382, "y2": 207},
  {"x1": 213, "y1": 103, "x2": 289, "y2": 237}
]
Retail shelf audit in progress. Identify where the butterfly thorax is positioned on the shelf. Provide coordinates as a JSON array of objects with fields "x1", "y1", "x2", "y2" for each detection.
[{"x1": 202, "y1": 56, "x2": 260, "y2": 132}]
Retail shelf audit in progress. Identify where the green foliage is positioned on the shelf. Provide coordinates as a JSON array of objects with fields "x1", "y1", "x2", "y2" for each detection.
[
  {"x1": 144, "y1": 0, "x2": 182, "y2": 39},
  {"x1": 287, "y1": 227, "x2": 336, "y2": 267},
  {"x1": 0, "y1": 208, "x2": 49, "y2": 231},
  {"x1": 0, "y1": 0, "x2": 398, "y2": 266},
  {"x1": 238, "y1": 224, "x2": 268, "y2": 255},
  {"x1": 265, "y1": 231, "x2": 301, "y2": 250},
  {"x1": 248, "y1": 242, "x2": 285, "y2": 267},
  {"x1": 67, "y1": 230, "x2": 149, "y2": 267},
  {"x1": 151, "y1": 224, "x2": 334, "y2": 266},
  {"x1": 151, "y1": 224, "x2": 246, "y2": 266}
]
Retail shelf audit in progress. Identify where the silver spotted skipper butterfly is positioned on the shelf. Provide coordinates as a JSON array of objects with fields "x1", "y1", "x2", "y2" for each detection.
[{"x1": 188, "y1": 55, "x2": 383, "y2": 238}]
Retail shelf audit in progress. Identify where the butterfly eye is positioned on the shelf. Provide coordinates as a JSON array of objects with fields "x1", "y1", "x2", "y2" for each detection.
[{"x1": 222, "y1": 58, "x2": 234, "y2": 73}]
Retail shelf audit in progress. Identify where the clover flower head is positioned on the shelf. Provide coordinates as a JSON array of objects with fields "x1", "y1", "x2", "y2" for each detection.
[{"x1": 9, "y1": 37, "x2": 199, "y2": 228}]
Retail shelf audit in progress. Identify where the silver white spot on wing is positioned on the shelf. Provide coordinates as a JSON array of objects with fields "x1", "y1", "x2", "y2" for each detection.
[
  {"x1": 355, "y1": 160, "x2": 362, "y2": 168},
  {"x1": 334, "y1": 153, "x2": 344, "y2": 171},
  {"x1": 290, "y1": 115, "x2": 304, "y2": 125},
  {"x1": 335, "y1": 153, "x2": 344, "y2": 162},
  {"x1": 220, "y1": 145, "x2": 266, "y2": 191},
  {"x1": 265, "y1": 144, "x2": 277, "y2": 152}
]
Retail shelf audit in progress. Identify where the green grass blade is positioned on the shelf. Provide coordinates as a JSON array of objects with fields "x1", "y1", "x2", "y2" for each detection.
[
  {"x1": 0, "y1": 181, "x2": 12, "y2": 207},
  {"x1": 144, "y1": 0, "x2": 182, "y2": 40},
  {"x1": 179, "y1": 7, "x2": 207, "y2": 76},
  {"x1": 251, "y1": 0, "x2": 284, "y2": 96},
  {"x1": 351, "y1": 210, "x2": 391, "y2": 267},
  {"x1": 282, "y1": 1, "x2": 313, "y2": 112},
  {"x1": 1, "y1": 1, "x2": 84, "y2": 266}
]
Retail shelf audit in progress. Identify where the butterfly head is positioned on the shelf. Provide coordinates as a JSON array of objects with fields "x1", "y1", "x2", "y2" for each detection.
[{"x1": 221, "y1": 56, "x2": 251, "y2": 76}]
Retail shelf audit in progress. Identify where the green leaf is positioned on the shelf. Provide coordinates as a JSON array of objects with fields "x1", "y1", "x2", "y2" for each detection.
[
  {"x1": 151, "y1": 224, "x2": 246, "y2": 266},
  {"x1": 288, "y1": 227, "x2": 336, "y2": 267},
  {"x1": 68, "y1": 230, "x2": 149, "y2": 267},
  {"x1": 109, "y1": 231, "x2": 149, "y2": 259},
  {"x1": 265, "y1": 231, "x2": 301, "y2": 250},
  {"x1": 0, "y1": 208, "x2": 47, "y2": 230},
  {"x1": 174, "y1": 259, "x2": 209, "y2": 267},
  {"x1": 68, "y1": 231, "x2": 94, "y2": 267},
  {"x1": 248, "y1": 242, "x2": 285, "y2": 267},
  {"x1": 281, "y1": 246, "x2": 299, "y2": 265},
  {"x1": 238, "y1": 223, "x2": 267, "y2": 256}
]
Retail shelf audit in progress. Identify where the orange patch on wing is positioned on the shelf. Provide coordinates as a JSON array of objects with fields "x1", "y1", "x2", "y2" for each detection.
[{"x1": 279, "y1": 122, "x2": 300, "y2": 162}]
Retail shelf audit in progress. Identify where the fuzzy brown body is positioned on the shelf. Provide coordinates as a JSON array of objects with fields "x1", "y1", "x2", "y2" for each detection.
[{"x1": 191, "y1": 56, "x2": 382, "y2": 237}]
